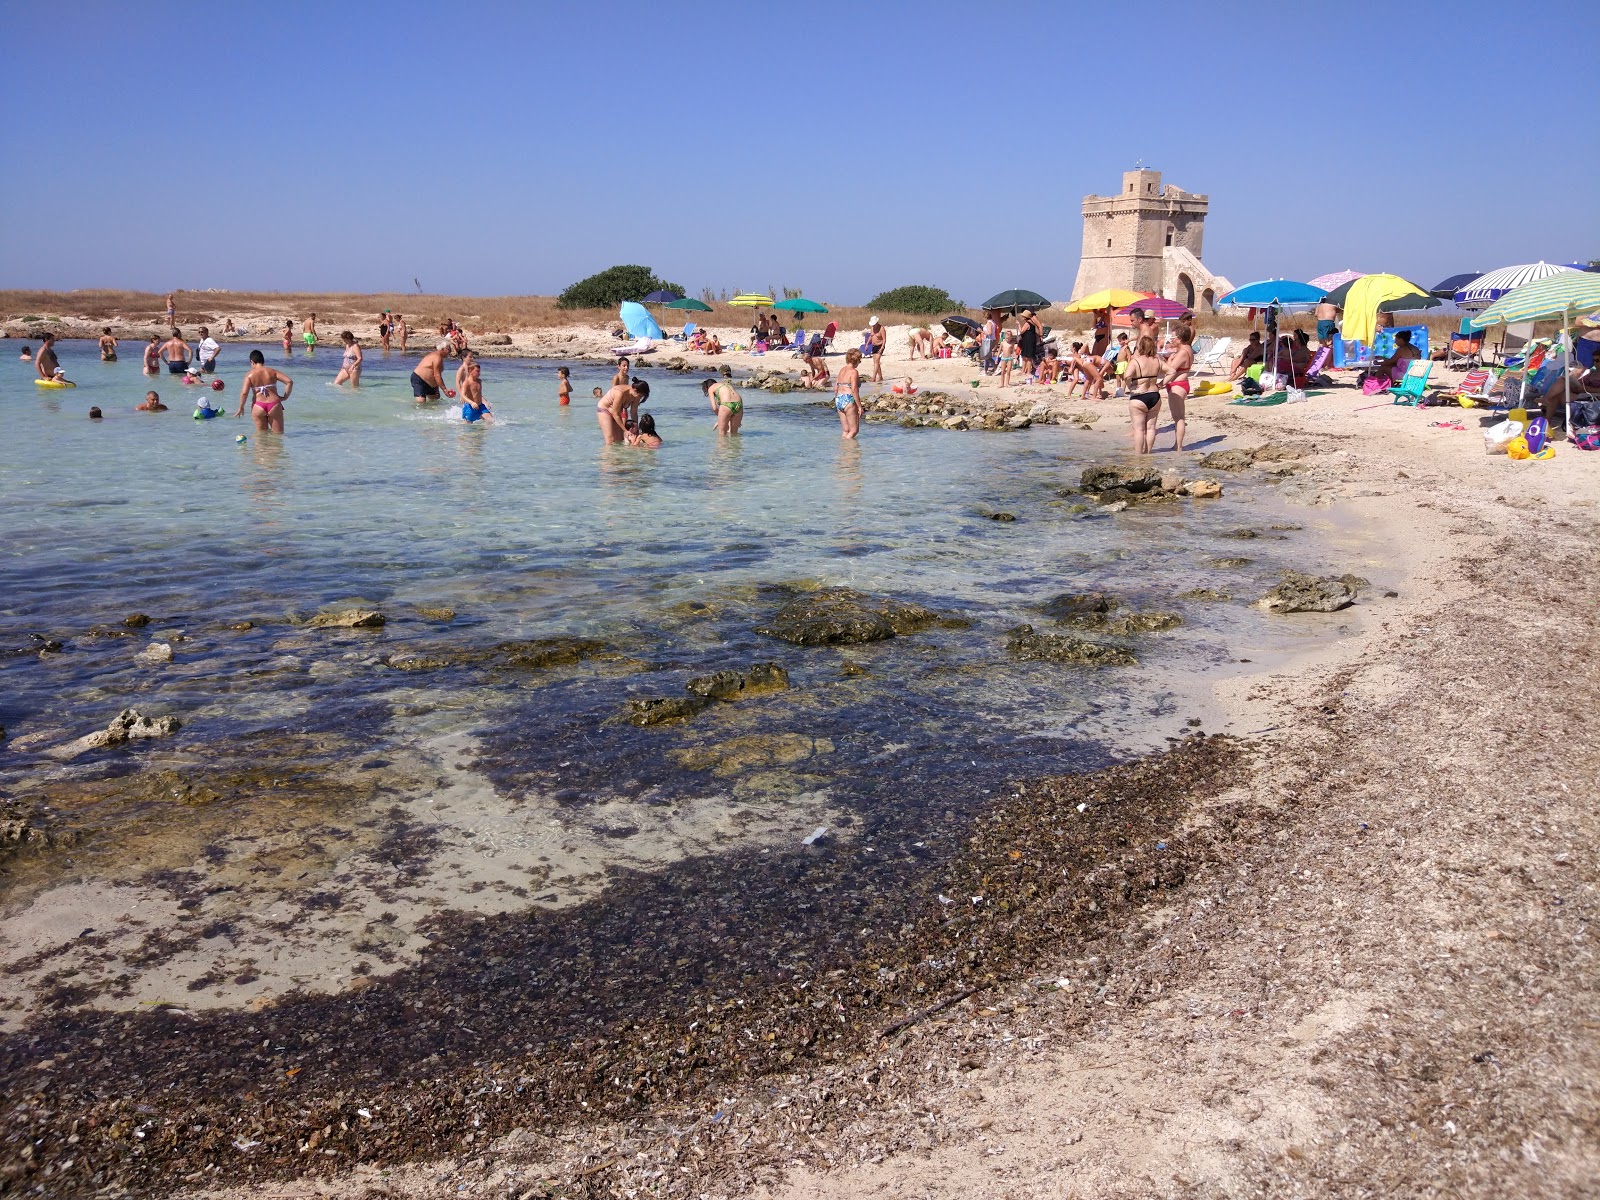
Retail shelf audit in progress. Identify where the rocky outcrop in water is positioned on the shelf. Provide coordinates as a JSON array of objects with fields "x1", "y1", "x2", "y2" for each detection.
[
  {"x1": 1255, "y1": 573, "x2": 1355, "y2": 614},
  {"x1": 686, "y1": 663, "x2": 789, "y2": 700},
  {"x1": 1003, "y1": 625, "x2": 1136, "y2": 666},
  {"x1": 305, "y1": 607, "x2": 386, "y2": 629},
  {"x1": 757, "y1": 588, "x2": 962, "y2": 646},
  {"x1": 47, "y1": 708, "x2": 182, "y2": 760},
  {"x1": 1041, "y1": 592, "x2": 1115, "y2": 620},
  {"x1": 388, "y1": 637, "x2": 609, "y2": 672},
  {"x1": 1199, "y1": 443, "x2": 1310, "y2": 472},
  {"x1": 1059, "y1": 611, "x2": 1183, "y2": 635},
  {"x1": 624, "y1": 696, "x2": 712, "y2": 726}
]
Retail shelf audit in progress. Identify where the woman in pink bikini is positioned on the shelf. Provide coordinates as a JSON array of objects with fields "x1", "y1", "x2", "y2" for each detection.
[
  {"x1": 235, "y1": 349, "x2": 293, "y2": 433},
  {"x1": 1163, "y1": 326, "x2": 1194, "y2": 452}
]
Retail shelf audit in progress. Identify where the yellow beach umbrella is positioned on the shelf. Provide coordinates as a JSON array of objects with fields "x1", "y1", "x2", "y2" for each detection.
[
  {"x1": 1342, "y1": 274, "x2": 1428, "y2": 346},
  {"x1": 1060, "y1": 288, "x2": 1149, "y2": 314},
  {"x1": 728, "y1": 293, "x2": 774, "y2": 308}
]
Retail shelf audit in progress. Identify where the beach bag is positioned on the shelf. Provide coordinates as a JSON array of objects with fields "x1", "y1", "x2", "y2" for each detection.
[
  {"x1": 1239, "y1": 375, "x2": 1262, "y2": 396},
  {"x1": 1286, "y1": 387, "x2": 1307, "y2": 404},
  {"x1": 1361, "y1": 376, "x2": 1389, "y2": 396},
  {"x1": 1483, "y1": 419, "x2": 1523, "y2": 454}
]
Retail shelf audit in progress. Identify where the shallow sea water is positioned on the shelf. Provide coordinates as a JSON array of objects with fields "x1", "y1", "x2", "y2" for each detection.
[{"x1": 0, "y1": 338, "x2": 1371, "y2": 1016}]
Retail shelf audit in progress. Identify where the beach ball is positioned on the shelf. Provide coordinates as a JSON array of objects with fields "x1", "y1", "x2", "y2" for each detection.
[
  {"x1": 212, "y1": 379, "x2": 225, "y2": 391},
  {"x1": 445, "y1": 389, "x2": 457, "y2": 399},
  {"x1": 236, "y1": 435, "x2": 247, "y2": 444}
]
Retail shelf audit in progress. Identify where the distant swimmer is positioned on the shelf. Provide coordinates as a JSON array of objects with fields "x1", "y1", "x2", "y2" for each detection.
[
  {"x1": 410, "y1": 341, "x2": 452, "y2": 404},
  {"x1": 282, "y1": 319, "x2": 294, "y2": 353},
  {"x1": 98, "y1": 327, "x2": 118, "y2": 362},
  {"x1": 142, "y1": 335, "x2": 160, "y2": 375},
  {"x1": 161, "y1": 329, "x2": 191, "y2": 375},
  {"x1": 625, "y1": 412, "x2": 662, "y2": 447},
  {"x1": 702, "y1": 377, "x2": 744, "y2": 435},
  {"x1": 557, "y1": 365, "x2": 572, "y2": 406},
  {"x1": 334, "y1": 331, "x2": 363, "y2": 387},
  {"x1": 36, "y1": 333, "x2": 72, "y2": 385},
  {"x1": 136, "y1": 390, "x2": 169, "y2": 412},
  {"x1": 460, "y1": 359, "x2": 491, "y2": 423},
  {"x1": 303, "y1": 312, "x2": 318, "y2": 350},
  {"x1": 18, "y1": 344, "x2": 32, "y2": 361},
  {"x1": 236, "y1": 349, "x2": 292, "y2": 433},
  {"x1": 834, "y1": 348, "x2": 862, "y2": 439}
]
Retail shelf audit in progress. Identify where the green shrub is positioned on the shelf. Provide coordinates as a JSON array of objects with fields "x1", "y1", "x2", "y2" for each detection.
[
  {"x1": 557, "y1": 265, "x2": 685, "y2": 310},
  {"x1": 865, "y1": 285, "x2": 959, "y2": 315}
]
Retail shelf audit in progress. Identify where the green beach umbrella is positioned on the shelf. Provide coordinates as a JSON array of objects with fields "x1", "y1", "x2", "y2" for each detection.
[
  {"x1": 981, "y1": 288, "x2": 1050, "y2": 312},
  {"x1": 665, "y1": 297, "x2": 712, "y2": 312},
  {"x1": 773, "y1": 297, "x2": 828, "y2": 314}
]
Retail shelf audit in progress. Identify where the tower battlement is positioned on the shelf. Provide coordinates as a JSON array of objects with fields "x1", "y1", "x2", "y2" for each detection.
[{"x1": 1071, "y1": 170, "x2": 1230, "y2": 311}]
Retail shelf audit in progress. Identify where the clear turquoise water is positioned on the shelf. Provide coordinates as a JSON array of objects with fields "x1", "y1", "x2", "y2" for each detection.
[{"x1": 2, "y1": 337, "x2": 1356, "y2": 827}]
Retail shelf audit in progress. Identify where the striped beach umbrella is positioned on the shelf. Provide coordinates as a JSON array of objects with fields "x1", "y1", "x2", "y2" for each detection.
[
  {"x1": 1454, "y1": 262, "x2": 1580, "y2": 310},
  {"x1": 1308, "y1": 269, "x2": 1363, "y2": 291},
  {"x1": 1467, "y1": 272, "x2": 1600, "y2": 330}
]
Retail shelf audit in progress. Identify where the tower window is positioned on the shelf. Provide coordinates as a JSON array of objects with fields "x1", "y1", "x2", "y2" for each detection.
[
  {"x1": 1127, "y1": 184, "x2": 1133, "y2": 193},
  {"x1": 1147, "y1": 184, "x2": 1154, "y2": 193},
  {"x1": 1106, "y1": 239, "x2": 1112, "y2": 249},
  {"x1": 1165, "y1": 228, "x2": 1173, "y2": 247}
]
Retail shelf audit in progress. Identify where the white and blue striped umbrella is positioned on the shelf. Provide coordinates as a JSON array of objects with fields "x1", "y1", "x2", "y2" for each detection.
[{"x1": 1454, "y1": 262, "x2": 1580, "y2": 310}]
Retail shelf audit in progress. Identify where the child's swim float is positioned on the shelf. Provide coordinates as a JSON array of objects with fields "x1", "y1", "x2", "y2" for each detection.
[{"x1": 34, "y1": 378, "x2": 75, "y2": 388}]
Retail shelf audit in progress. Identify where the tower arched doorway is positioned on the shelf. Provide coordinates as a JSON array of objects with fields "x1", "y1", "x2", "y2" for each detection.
[{"x1": 1177, "y1": 273, "x2": 1195, "y2": 309}]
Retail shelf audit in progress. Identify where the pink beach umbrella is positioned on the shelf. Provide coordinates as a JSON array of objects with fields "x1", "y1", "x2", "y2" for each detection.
[
  {"x1": 1308, "y1": 269, "x2": 1364, "y2": 292},
  {"x1": 1115, "y1": 296, "x2": 1190, "y2": 320}
]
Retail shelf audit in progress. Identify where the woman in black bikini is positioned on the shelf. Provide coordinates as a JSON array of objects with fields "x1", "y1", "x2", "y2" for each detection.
[
  {"x1": 235, "y1": 349, "x2": 293, "y2": 434},
  {"x1": 1125, "y1": 335, "x2": 1164, "y2": 455}
]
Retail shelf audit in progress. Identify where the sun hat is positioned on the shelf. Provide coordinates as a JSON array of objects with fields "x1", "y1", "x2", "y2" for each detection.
[{"x1": 869, "y1": 316, "x2": 879, "y2": 325}]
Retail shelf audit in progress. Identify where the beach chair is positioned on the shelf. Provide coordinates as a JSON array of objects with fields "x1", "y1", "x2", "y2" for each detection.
[
  {"x1": 1453, "y1": 368, "x2": 1495, "y2": 406},
  {"x1": 1444, "y1": 318, "x2": 1484, "y2": 368},
  {"x1": 1388, "y1": 360, "x2": 1432, "y2": 405},
  {"x1": 1492, "y1": 321, "x2": 1534, "y2": 367},
  {"x1": 1195, "y1": 336, "x2": 1232, "y2": 372},
  {"x1": 674, "y1": 322, "x2": 697, "y2": 343}
]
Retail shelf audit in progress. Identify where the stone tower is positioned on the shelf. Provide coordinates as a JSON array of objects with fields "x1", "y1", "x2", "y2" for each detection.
[{"x1": 1070, "y1": 169, "x2": 1230, "y2": 311}]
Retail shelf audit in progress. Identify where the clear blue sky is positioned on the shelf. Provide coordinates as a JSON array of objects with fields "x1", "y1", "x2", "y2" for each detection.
[{"x1": 1, "y1": 0, "x2": 1594, "y2": 304}]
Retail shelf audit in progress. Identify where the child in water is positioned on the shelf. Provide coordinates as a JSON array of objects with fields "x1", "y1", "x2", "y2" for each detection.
[
  {"x1": 136, "y1": 391, "x2": 168, "y2": 412},
  {"x1": 625, "y1": 412, "x2": 662, "y2": 447},
  {"x1": 461, "y1": 361, "x2": 491, "y2": 423},
  {"x1": 557, "y1": 366, "x2": 572, "y2": 406}
]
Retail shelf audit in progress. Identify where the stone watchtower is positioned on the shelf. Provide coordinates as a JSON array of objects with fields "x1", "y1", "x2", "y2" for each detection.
[{"x1": 1070, "y1": 169, "x2": 1231, "y2": 311}]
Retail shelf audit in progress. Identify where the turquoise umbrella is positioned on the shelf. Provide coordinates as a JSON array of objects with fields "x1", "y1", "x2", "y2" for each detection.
[
  {"x1": 774, "y1": 297, "x2": 828, "y2": 314},
  {"x1": 666, "y1": 297, "x2": 712, "y2": 312}
]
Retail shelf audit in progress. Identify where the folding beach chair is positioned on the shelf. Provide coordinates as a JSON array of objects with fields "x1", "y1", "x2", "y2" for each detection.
[
  {"x1": 1388, "y1": 360, "x2": 1433, "y2": 405},
  {"x1": 674, "y1": 322, "x2": 697, "y2": 343},
  {"x1": 1444, "y1": 318, "x2": 1484, "y2": 368},
  {"x1": 1453, "y1": 368, "x2": 1495, "y2": 406},
  {"x1": 1492, "y1": 321, "x2": 1534, "y2": 367},
  {"x1": 1195, "y1": 336, "x2": 1232, "y2": 372}
]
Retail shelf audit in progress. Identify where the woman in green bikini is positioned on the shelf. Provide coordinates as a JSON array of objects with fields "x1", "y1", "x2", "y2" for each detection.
[{"x1": 701, "y1": 377, "x2": 745, "y2": 435}]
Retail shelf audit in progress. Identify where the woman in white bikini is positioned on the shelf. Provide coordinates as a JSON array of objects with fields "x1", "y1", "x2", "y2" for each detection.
[
  {"x1": 235, "y1": 349, "x2": 293, "y2": 433},
  {"x1": 333, "y1": 331, "x2": 363, "y2": 388},
  {"x1": 835, "y1": 348, "x2": 863, "y2": 439}
]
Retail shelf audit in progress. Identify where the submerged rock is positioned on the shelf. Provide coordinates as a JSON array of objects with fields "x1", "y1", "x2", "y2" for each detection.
[
  {"x1": 1059, "y1": 610, "x2": 1183, "y2": 635},
  {"x1": 1041, "y1": 592, "x2": 1116, "y2": 620},
  {"x1": 414, "y1": 605, "x2": 457, "y2": 623},
  {"x1": 388, "y1": 637, "x2": 608, "y2": 672},
  {"x1": 624, "y1": 695, "x2": 711, "y2": 726},
  {"x1": 123, "y1": 613, "x2": 152, "y2": 628},
  {"x1": 1219, "y1": 528, "x2": 1261, "y2": 540},
  {"x1": 1206, "y1": 557, "x2": 1253, "y2": 569},
  {"x1": 306, "y1": 607, "x2": 386, "y2": 629},
  {"x1": 1256, "y1": 572, "x2": 1355, "y2": 614},
  {"x1": 757, "y1": 588, "x2": 962, "y2": 646},
  {"x1": 1178, "y1": 587, "x2": 1232, "y2": 602},
  {"x1": 1080, "y1": 465, "x2": 1161, "y2": 495},
  {"x1": 135, "y1": 642, "x2": 174, "y2": 665},
  {"x1": 48, "y1": 708, "x2": 182, "y2": 759},
  {"x1": 1004, "y1": 625, "x2": 1136, "y2": 666},
  {"x1": 685, "y1": 662, "x2": 789, "y2": 701},
  {"x1": 1183, "y1": 479, "x2": 1223, "y2": 498},
  {"x1": 671, "y1": 733, "x2": 834, "y2": 776}
]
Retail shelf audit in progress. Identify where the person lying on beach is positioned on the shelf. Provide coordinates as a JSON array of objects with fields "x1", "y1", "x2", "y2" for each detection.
[
  {"x1": 223, "y1": 318, "x2": 236, "y2": 335},
  {"x1": 411, "y1": 342, "x2": 452, "y2": 404},
  {"x1": 703, "y1": 377, "x2": 745, "y2": 435},
  {"x1": 237, "y1": 349, "x2": 292, "y2": 433},
  {"x1": 1229, "y1": 332, "x2": 1265, "y2": 381},
  {"x1": 460, "y1": 361, "x2": 491, "y2": 422},
  {"x1": 135, "y1": 391, "x2": 168, "y2": 412},
  {"x1": 625, "y1": 412, "x2": 662, "y2": 447}
]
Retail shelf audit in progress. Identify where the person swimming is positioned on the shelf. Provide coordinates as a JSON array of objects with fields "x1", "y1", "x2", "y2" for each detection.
[
  {"x1": 235, "y1": 349, "x2": 293, "y2": 433},
  {"x1": 136, "y1": 390, "x2": 168, "y2": 412}
]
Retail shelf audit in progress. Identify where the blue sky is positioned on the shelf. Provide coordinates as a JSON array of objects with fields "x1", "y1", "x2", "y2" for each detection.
[{"x1": 1, "y1": 0, "x2": 1594, "y2": 305}]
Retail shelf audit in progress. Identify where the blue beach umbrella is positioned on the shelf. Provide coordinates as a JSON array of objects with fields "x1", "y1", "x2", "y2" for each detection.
[
  {"x1": 1214, "y1": 280, "x2": 1323, "y2": 309},
  {"x1": 619, "y1": 302, "x2": 664, "y2": 341},
  {"x1": 642, "y1": 289, "x2": 683, "y2": 304}
]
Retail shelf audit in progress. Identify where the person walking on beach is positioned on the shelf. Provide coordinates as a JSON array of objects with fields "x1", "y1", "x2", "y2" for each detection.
[
  {"x1": 142, "y1": 335, "x2": 161, "y2": 375},
  {"x1": 394, "y1": 313, "x2": 408, "y2": 351},
  {"x1": 980, "y1": 310, "x2": 999, "y2": 373},
  {"x1": 165, "y1": 293, "x2": 175, "y2": 325},
  {"x1": 236, "y1": 349, "x2": 292, "y2": 433},
  {"x1": 1126, "y1": 335, "x2": 1165, "y2": 455},
  {"x1": 334, "y1": 331, "x2": 363, "y2": 387},
  {"x1": 411, "y1": 341, "x2": 452, "y2": 404},
  {"x1": 703, "y1": 377, "x2": 745, "y2": 435},
  {"x1": 835, "y1": 348, "x2": 863, "y2": 439},
  {"x1": 557, "y1": 365, "x2": 572, "y2": 406},
  {"x1": 195, "y1": 326, "x2": 220, "y2": 373},
  {"x1": 98, "y1": 327, "x2": 118, "y2": 362},
  {"x1": 162, "y1": 329, "x2": 191, "y2": 374},
  {"x1": 1163, "y1": 326, "x2": 1194, "y2": 452},
  {"x1": 866, "y1": 317, "x2": 886, "y2": 383}
]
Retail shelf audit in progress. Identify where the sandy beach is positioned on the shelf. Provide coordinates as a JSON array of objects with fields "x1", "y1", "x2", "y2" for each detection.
[{"x1": 3, "y1": 300, "x2": 1597, "y2": 1199}]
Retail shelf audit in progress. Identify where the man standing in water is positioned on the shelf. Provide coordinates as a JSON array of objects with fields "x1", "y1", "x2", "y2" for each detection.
[
  {"x1": 35, "y1": 332, "x2": 65, "y2": 382},
  {"x1": 195, "y1": 326, "x2": 220, "y2": 374},
  {"x1": 161, "y1": 329, "x2": 191, "y2": 374},
  {"x1": 410, "y1": 340, "x2": 452, "y2": 404}
]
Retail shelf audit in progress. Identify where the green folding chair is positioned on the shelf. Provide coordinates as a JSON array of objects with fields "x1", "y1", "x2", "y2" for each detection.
[{"x1": 1388, "y1": 360, "x2": 1432, "y2": 405}]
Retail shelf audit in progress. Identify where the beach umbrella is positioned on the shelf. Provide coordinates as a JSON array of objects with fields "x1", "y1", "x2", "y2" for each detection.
[
  {"x1": 1341, "y1": 274, "x2": 1430, "y2": 346},
  {"x1": 1470, "y1": 273, "x2": 1600, "y2": 432},
  {"x1": 642, "y1": 289, "x2": 682, "y2": 304},
  {"x1": 1059, "y1": 288, "x2": 1144, "y2": 314},
  {"x1": 1214, "y1": 280, "x2": 1323, "y2": 309},
  {"x1": 1455, "y1": 262, "x2": 1581, "y2": 310},
  {"x1": 942, "y1": 315, "x2": 981, "y2": 339},
  {"x1": 981, "y1": 288, "x2": 1051, "y2": 312},
  {"x1": 618, "y1": 301, "x2": 663, "y2": 341},
  {"x1": 728, "y1": 293, "x2": 774, "y2": 307},
  {"x1": 1116, "y1": 296, "x2": 1189, "y2": 320},
  {"x1": 1309, "y1": 269, "x2": 1364, "y2": 291},
  {"x1": 773, "y1": 297, "x2": 828, "y2": 314},
  {"x1": 1428, "y1": 271, "x2": 1481, "y2": 298},
  {"x1": 665, "y1": 297, "x2": 712, "y2": 312}
]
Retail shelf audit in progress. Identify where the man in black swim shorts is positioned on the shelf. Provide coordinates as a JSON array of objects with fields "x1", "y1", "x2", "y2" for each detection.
[{"x1": 410, "y1": 341, "x2": 450, "y2": 403}]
